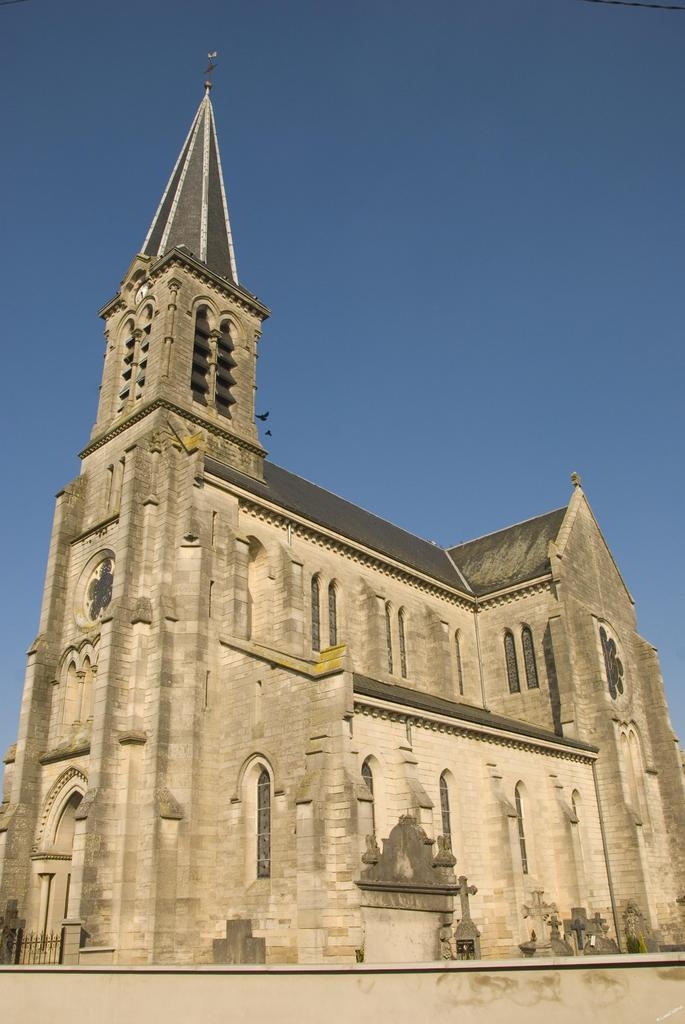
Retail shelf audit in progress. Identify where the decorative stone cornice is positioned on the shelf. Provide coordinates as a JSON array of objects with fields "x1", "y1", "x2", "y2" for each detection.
[
  {"x1": 475, "y1": 578, "x2": 554, "y2": 609},
  {"x1": 39, "y1": 740, "x2": 91, "y2": 765},
  {"x1": 237, "y1": 497, "x2": 475, "y2": 609},
  {"x1": 80, "y1": 398, "x2": 266, "y2": 461},
  {"x1": 98, "y1": 250, "x2": 269, "y2": 323},
  {"x1": 69, "y1": 512, "x2": 119, "y2": 547},
  {"x1": 354, "y1": 699, "x2": 596, "y2": 764}
]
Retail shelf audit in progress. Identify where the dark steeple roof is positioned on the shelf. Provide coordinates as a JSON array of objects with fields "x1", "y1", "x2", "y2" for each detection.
[{"x1": 141, "y1": 87, "x2": 238, "y2": 283}]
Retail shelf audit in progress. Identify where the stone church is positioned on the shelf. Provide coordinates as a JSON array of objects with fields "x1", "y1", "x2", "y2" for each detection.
[{"x1": 1, "y1": 84, "x2": 684, "y2": 966}]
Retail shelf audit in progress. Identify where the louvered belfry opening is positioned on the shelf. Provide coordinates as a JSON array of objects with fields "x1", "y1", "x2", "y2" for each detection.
[
  {"x1": 191, "y1": 307, "x2": 211, "y2": 404},
  {"x1": 214, "y1": 319, "x2": 236, "y2": 418}
]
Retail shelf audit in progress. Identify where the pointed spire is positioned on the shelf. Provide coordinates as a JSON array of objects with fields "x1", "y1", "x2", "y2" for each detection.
[{"x1": 141, "y1": 88, "x2": 238, "y2": 283}]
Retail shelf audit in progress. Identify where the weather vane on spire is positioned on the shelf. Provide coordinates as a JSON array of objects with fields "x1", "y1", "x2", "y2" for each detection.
[{"x1": 204, "y1": 51, "x2": 218, "y2": 92}]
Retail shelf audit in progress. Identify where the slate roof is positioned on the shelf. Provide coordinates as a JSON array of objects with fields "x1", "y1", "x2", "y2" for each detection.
[
  {"x1": 205, "y1": 457, "x2": 567, "y2": 597},
  {"x1": 353, "y1": 675, "x2": 597, "y2": 753},
  {"x1": 205, "y1": 458, "x2": 463, "y2": 588},
  {"x1": 447, "y1": 508, "x2": 567, "y2": 596},
  {"x1": 142, "y1": 89, "x2": 238, "y2": 283}
]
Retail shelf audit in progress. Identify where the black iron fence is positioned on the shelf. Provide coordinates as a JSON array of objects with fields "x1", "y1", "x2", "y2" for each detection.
[{"x1": 4, "y1": 928, "x2": 63, "y2": 965}]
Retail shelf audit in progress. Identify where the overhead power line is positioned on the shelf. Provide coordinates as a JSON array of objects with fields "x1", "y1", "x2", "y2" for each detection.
[{"x1": 579, "y1": 0, "x2": 685, "y2": 10}]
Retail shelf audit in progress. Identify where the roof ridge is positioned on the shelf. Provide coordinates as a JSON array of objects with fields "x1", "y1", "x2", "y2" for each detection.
[{"x1": 266, "y1": 461, "x2": 454, "y2": 555}]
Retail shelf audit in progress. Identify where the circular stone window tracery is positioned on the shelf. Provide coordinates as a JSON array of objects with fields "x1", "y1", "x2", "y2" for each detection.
[
  {"x1": 599, "y1": 625, "x2": 625, "y2": 701},
  {"x1": 83, "y1": 557, "x2": 113, "y2": 618}
]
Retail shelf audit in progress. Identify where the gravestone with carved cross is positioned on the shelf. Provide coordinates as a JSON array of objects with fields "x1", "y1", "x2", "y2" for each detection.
[{"x1": 454, "y1": 875, "x2": 481, "y2": 959}]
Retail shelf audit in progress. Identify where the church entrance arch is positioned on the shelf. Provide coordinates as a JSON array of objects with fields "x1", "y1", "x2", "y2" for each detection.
[{"x1": 31, "y1": 771, "x2": 86, "y2": 935}]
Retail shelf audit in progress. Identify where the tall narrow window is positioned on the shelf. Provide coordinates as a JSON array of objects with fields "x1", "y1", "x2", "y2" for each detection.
[
  {"x1": 215, "y1": 319, "x2": 237, "y2": 418},
  {"x1": 328, "y1": 582, "x2": 338, "y2": 646},
  {"x1": 521, "y1": 626, "x2": 539, "y2": 689},
  {"x1": 504, "y1": 630, "x2": 520, "y2": 693},
  {"x1": 398, "y1": 609, "x2": 408, "y2": 678},
  {"x1": 439, "y1": 772, "x2": 452, "y2": 843},
  {"x1": 515, "y1": 783, "x2": 528, "y2": 874},
  {"x1": 385, "y1": 603, "x2": 393, "y2": 674},
  {"x1": 361, "y1": 759, "x2": 375, "y2": 833},
  {"x1": 191, "y1": 306, "x2": 211, "y2": 403},
  {"x1": 311, "y1": 576, "x2": 321, "y2": 652},
  {"x1": 455, "y1": 631, "x2": 464, "y2": 696},
  {"x1": 256, "y1": 768, "x2": 271, "y2": 878}
]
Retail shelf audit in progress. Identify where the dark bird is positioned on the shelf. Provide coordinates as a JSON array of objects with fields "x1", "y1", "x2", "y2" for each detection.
[
  {"x1": 265, "y1": 430, "x2": 272, "y2": 437},
  {"x1": 256, "y1": 411, "x2": 270, "y2": 421}
]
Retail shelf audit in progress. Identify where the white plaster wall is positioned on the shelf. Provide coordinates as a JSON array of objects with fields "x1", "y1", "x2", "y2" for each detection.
[{"x1": 1, "y1": 958, "x2": 684, "y2": 1024}]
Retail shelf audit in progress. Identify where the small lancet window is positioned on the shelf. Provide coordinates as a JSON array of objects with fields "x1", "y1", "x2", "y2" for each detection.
[
  {"x1": 455, "y1": 631, "x2": 464, "y2": 696},
  {"x1": 215, "y1": 319, "x2": 237, "y2": 418},
  {"x1": 398, "y1": 609, "x2": 408, "y2": 679},
  {"x1": 439, "y1": 772, "x2": 452, "y2": 842},
  {"x1": 311, "y1": 576, "x2": 321, "y2": 652},
  {"x1": 328, "y1": 582, "x2": 338, "y2": 647},
  {"x1": 521, "y1": 626, "x2": 539, "y2": 690},
  {"x1": 256, "y1": 768, "x2": 271, "y2": 878},
  {"x1": 362, "y1": 758, "x2": 375, "y2": 833},
  {"x1": 504, "y1": 630, "x2": 520, "y2": 693},
  {"x1": 191, "y1": 306, "x2": 211, "y2": 404},
  {"x1": 515, "y1": 783, "x2": 528, "y2": 874},
  {"x1": 385, "y1": 603, "x2": 393, "y2": 674}
]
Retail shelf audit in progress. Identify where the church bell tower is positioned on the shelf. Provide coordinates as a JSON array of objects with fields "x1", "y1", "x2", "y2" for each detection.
[
  {"x1": 89, "y1": 81, "x2": 270, "y2": 480},
  {"x1": 0, "y1": 82, "x2": 271, "y2": 961}
]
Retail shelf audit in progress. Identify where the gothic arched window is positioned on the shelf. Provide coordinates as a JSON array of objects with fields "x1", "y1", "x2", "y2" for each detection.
[
  {"x1": 361, "y1": 758, "x2": 375, "y2": 832},
  {"x1": 514, "y1": 783, "x2": 528, "y2": 874},
  {"x1": 328, "y1": 582, "x2": 338, "y2": 647},
  {"x1": 385, "y1": 603, "x2": 393, "y2": 674},
  {"x1": 256, "y1": 768, "x2": 271, "y2": 878},
  {"x1": 521, "y1": 626, "x2": 539, "y2": 690},
  {"x1": 439, "y1": 771, "x2": 452, "y2": 842},
  {"x1": 455, "y1": 631, "x2": 464, "y2": 696},
  {"x1": 398, "y1": 609, "x2": 408, "y2": 678},
  {"x1": 504, "y1": 630, "x2": 520, "y2": 693},
  {"x1": 311, "y1": 576, "x2": 321, "y2": 652}
]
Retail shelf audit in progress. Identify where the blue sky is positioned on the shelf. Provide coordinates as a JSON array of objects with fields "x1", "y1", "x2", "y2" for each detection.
[{"x1": 0, "y1": 0, "x2": 683, "y2": 758}]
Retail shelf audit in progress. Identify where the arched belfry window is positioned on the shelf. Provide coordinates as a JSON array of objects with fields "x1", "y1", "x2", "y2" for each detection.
[
  {"x1": 398, "y1": 609, "x2": 408, "y2": 679},
  {"x1": 191, "y1": 306, "x2": 211, "y2": 404},
  {"x1": 361, "y1": 758, "x2": 375, "y2": 832},
  {"x1": 504, "y1": 630, "x2": 520, "y2": 693},
  {"x1": 215, "y1": 319, "x2": 237, "y2": 418},
  {"x1": 521, "y1": 627, "x2": 539, "y2": 690},
  {"x1": 385, "y1": 603, "x2": 394, "y2": 674},
  {"x1": 311, "y1": 576, "x2": 321, "y2": 652},
  {"x1": 439, "y1": 772, "x2": 452, "y2": 843},
  {"x1": 328, "y1": 582, "x2": 338, "y2": 647},
  {"x1": 256, "y1": 768, "x2": 271, "y2": 878},
  {"x1": 135, "y1": 308, "x2": 153, "y2": 402},
  {"x1": 514, "y1": 783, "x2": 528, "y2": 874},
  {"x1": 118, "y1": 320, "x2": 136, "y2": 413},
  {"x1": 455, "y1": 631, "x2": 464, "y2": 696}
]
